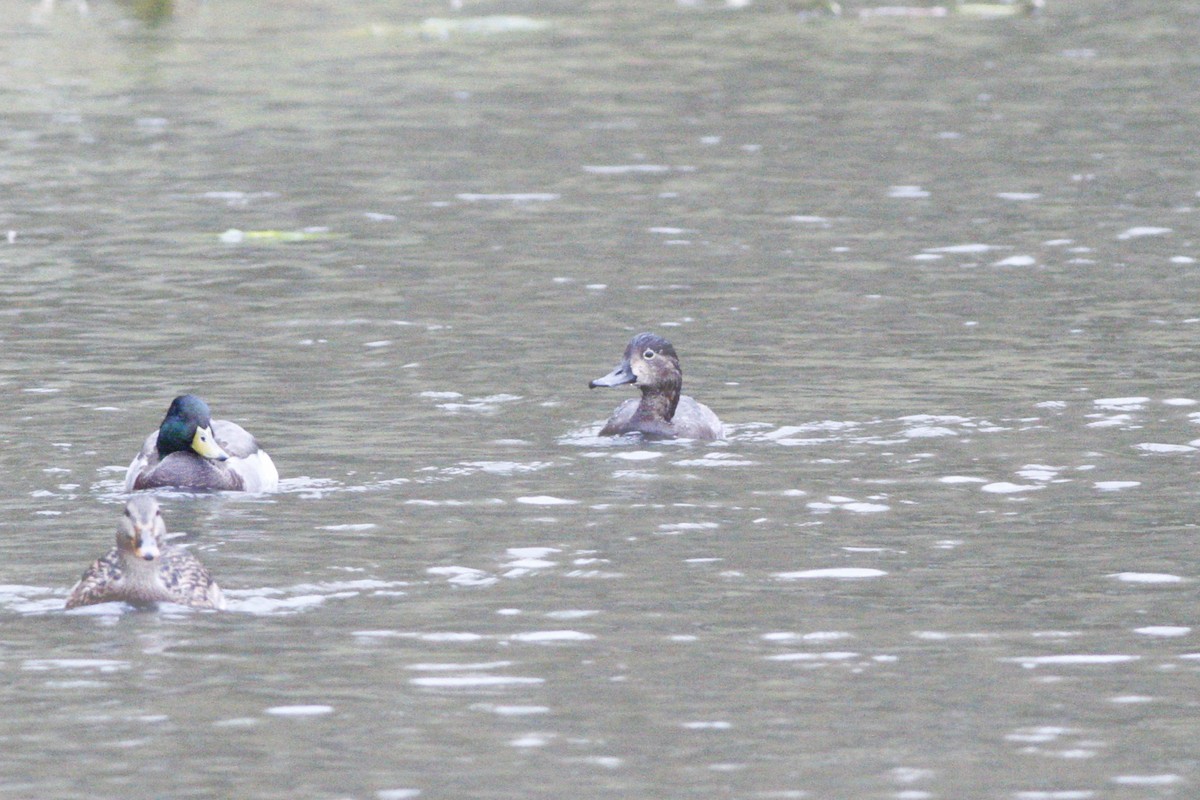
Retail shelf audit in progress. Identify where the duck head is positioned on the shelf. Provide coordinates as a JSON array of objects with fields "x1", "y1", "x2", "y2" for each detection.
[
  {"x1": 117, "y1": 495, "x2": 166, "y2": 561},
  {"x1": 589, "y1": 332, "x2": 683, "y2": 417},
  {"x1": 155, "y1": 394, "x2": 230, "y2": 462}
]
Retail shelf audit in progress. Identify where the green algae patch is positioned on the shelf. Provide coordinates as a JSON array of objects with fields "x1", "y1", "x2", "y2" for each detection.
[{"x1": 218, "y1": 228, "x2": 345, "y2": 244}]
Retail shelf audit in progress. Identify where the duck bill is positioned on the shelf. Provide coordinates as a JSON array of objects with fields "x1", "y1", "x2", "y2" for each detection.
[
  {"x1": 589, "y1": 361, "x2": 636, "y2": 388},
  {"x1": 191, "y1": 425, "x2": 230, "y2": 461},
  {"x1": 134, "y1": 533, "x2": 160, "y2": 561}
]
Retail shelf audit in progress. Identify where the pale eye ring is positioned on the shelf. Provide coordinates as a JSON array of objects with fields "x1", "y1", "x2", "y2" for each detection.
[{"x1": 643, "y1": 349, "x2": 656, "y2": 360}]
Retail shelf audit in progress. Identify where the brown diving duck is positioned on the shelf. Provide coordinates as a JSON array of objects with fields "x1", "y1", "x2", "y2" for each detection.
[{"x1": 589, "y1": 332, "x2": 724, "y2": 440}]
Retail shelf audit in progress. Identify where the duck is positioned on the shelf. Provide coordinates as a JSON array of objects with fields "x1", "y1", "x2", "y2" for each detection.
[
  {"x1": 588, "y1": 332, "x2": 724, "y2": 440},
  {"x1": 124, "y1": 394, "x2": 278, "y2": 492},
  {"x1": 65, "y1": 495, "x2": 225, "y2": 610}
]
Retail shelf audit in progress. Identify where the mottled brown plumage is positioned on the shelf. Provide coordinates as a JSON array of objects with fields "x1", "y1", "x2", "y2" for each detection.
[{"x1": 65, "y1": 495, "x2": 225, "y2": 610}]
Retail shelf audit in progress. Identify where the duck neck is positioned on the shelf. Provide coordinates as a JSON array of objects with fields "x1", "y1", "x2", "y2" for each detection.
[
  {"x1": 120, "y1": 551, "x2": 161, "y2": 590},
  {"x1": 637, "y1": 378, "x2": 680, "y2": 423},
  {"x1": 156, "y1": 417, "x2": 193, "y2": 457}
]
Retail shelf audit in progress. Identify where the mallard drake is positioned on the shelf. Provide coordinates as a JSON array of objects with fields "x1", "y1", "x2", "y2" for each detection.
[
  {"x1": 65, "y1": 495, "x2": 225, "y2": 610},
  {"x1": 124, "y1": 394, "x2": 278, "y2": 492},
  {"x1": 589, "y1": 332, "x2": 724, "y2": 440}
]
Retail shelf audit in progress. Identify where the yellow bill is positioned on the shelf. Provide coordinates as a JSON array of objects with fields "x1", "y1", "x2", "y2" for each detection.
[{"x1": 191, "y1": 425, "x2": 230, "y2": 461}]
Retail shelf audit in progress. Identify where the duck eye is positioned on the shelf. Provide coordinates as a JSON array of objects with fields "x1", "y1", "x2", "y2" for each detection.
[{"x1": 643, "y1": 349, "x2": 656, "y2": 360}]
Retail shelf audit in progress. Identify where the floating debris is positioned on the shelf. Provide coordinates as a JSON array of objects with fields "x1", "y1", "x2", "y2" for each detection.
[
  {"x1": 858, "y1": 0, "x2": 1042, "y2": 19},
  {"x1": 218, "y1": 228, "x2": 343, "y2": 244},
  {"x1": 956, "y1": 0, "x2": 1043, "y2": 17}
]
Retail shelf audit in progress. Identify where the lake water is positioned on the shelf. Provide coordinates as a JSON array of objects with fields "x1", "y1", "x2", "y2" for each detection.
[{"x1": 1, "y1": 1, "x2": 1198, "y2": 797}]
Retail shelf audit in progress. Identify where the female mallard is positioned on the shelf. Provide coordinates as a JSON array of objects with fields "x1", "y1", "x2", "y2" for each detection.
[
  {"x1": 65, "y1": 495, "x2": 225, "y2": 610},
  {"x1": 589, "y1": 332, "x2": 724, "y2": 440},
  {"x1": 124, "y1": 394, "x2": 278, "y2": 492}
]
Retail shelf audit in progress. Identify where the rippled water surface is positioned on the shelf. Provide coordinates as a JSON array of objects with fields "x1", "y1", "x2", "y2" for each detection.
[{"x1": 2, "y1": 1, "x2": 1199, "y2": 797}]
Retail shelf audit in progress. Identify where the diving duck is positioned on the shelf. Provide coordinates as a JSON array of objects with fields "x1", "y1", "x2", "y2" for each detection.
[
  {"x1": 65, "y1": 495, "x2": 225, "y2": 610},
  {"x1": 124, "y1": 394, "x2": 278, "y2": 492},
  {"x1": 589, "y1": 332, "x2": 724, "y2": 440}
]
